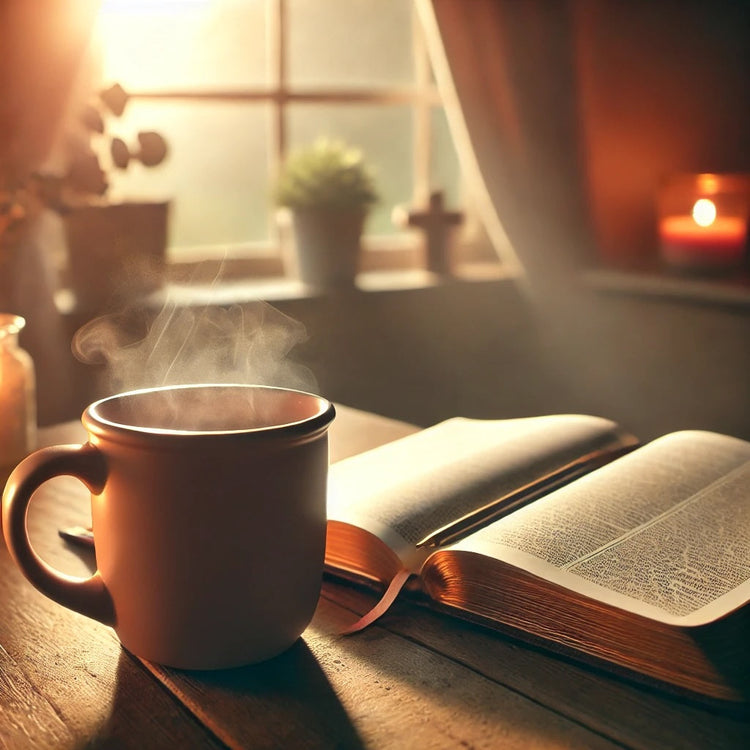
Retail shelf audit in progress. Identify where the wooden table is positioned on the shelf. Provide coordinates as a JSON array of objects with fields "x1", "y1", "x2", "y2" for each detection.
[{"x1": 1, "y1": 405, "x2": 749, "y2": 749}]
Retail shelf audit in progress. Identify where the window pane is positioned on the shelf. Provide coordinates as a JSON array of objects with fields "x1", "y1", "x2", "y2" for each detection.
[
  {"x1": 107, "y1": 100, "x2": 270, "y2": 253},
  {"x1": 430, "y1": 106, "x2": 461, "y2": 210},
  {"x1": 287, "y1": 0, "x2": 414, "y2": 88},
  {"x1": 97, "y1": 0, "x2": 267, "y2": 91},
  {"x1": 287, "y1": 104, "x2": 413, "y2": 236}
]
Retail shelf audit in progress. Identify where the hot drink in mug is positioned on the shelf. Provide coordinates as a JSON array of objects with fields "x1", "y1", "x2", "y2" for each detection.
[{"x1": 2, "y1": 384, "x2": 335, "y2": 669}]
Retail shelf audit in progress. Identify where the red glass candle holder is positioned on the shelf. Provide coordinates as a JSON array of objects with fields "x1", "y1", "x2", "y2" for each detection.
[{"x1": 657, "y1": 173, "x2": 749, "y2": 272}]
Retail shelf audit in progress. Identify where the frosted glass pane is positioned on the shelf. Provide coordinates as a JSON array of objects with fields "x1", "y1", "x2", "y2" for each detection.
[
  {"x1": 287, "y1": 0, "x2": 414, "y2": 88},
  {"x1": 97, "y1": 0, "x2": 267, "y2": 91},
  {"x1": 430, "y1": 107, "x2": 461, "y2": 209},
  {"x1": 107, "y1": 100, "x2": 270, "y2": 251},
  {"x1": 288, "y1": 105, "x2": 413, "y2": 236}
]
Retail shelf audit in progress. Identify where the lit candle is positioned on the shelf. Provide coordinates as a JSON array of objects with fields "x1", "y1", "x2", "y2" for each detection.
[{"x1": 659, "y1": 197, "x2": 747, "y2": 269}]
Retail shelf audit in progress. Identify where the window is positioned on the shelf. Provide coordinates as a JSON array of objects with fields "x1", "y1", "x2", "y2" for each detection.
[{"x1": 94, "y1": 0, "x2": 493, "y2": 277}]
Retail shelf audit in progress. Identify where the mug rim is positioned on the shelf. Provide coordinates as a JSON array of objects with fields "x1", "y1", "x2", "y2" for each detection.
[{"x1": 83, "y1": 383, "x2": 335, "y2": 442}]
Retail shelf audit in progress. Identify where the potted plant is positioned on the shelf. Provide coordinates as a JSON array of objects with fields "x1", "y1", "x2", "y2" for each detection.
[
  {"x1": 37, "y1": 83, "x2": 170, "y2": 312},
  {"x1": 274, "y1": 139, "x2": 378, "y2": 290}
]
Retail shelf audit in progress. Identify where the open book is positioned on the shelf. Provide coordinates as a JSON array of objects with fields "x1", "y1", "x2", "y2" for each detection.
[{"x1": 326, "y1": 414, "x2": 750, "y2": 707}]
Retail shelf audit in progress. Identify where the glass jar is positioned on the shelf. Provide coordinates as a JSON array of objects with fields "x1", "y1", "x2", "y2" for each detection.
[{"x1": 0, "y1": 314, "x2": 36, "y2": 480}]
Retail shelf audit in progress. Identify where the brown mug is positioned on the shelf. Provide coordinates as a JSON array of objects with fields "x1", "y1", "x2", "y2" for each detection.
[{"x1": 2, "y1": 384, "x2": 335, "y2": 669}]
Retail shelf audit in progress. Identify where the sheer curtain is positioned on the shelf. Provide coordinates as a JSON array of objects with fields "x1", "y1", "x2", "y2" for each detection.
[
  {"x1": 417, "y1": 0, "x2": 592, "y2": 296},
  {"x1": 417, "y1": 0, "x2": 603, "y2": 421}
]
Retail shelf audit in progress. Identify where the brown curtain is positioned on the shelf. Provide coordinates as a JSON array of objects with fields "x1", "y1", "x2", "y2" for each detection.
[{"x1": 418, "y1": 0, "x2": 592, "y2": 295}]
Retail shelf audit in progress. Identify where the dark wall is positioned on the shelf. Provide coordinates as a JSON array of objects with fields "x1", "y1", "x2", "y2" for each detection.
[
  {"x1": 573, "y1": 0, "x2": 750, "y2": 264},
  {"x1": 272, "y1": 280, "x2": 750, "y2": 442},
  {"x1": 63, "y1": 277, "x2": 749, "y2": 443}
]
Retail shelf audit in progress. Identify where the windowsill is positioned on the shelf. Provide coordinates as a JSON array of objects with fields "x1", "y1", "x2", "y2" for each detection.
[
  {"x1": 584, "y1": 265, "x2": 750, "y2": 309},
  {"x1": 56, "y1": 262, "x2": 514, "y2": 317}
]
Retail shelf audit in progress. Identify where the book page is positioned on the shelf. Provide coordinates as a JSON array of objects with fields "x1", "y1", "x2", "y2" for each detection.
[
  {"x1": 327, "y1": 414, "x2": 626, "y2": 565},
  {"x1": 453, "y1": 431, "x2": 750, "y2": 624}
]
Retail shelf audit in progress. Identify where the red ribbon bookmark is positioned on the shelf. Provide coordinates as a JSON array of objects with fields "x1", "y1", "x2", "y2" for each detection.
[{"x1": 339, "y1": 568, "x2": 411, "y2": 635}]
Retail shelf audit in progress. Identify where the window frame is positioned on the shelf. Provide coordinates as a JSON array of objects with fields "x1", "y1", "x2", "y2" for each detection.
[{"x1": 101, "y1": 0, "x2": 491, "y2": 280}]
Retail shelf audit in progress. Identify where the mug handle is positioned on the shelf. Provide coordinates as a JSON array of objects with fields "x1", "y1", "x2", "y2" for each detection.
[{"x1": 2, "y1": 444, "x2": 115, "y2": 625}]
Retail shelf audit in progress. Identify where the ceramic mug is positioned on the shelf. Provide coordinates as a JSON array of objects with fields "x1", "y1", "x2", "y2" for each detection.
[{"x1": 2, "y1": 384, "x2": 335, "y2": 669}]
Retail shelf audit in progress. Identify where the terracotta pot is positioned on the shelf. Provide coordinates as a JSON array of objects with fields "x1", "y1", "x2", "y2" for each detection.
[
  {"x1": 64, "y1": 200, "x2": 169, "y2": 311},
  {"x1": 290, "y1": 207, "x2": 366, "y2": 290}
]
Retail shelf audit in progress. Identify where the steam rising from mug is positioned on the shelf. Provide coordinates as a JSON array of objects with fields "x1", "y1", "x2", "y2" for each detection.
[{"x1": 72, "y1": 296, "x2": 317, "y2": 397}]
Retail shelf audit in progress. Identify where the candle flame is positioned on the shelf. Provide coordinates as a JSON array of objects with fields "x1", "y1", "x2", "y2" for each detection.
[{"x1": 692, "y1": 198, "x2": 717, "y2": 228}]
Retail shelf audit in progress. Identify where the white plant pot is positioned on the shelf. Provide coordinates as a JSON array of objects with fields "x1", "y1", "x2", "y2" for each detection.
[{"x1": 291, "y1": 208, "x2": 366, "y2": 290}]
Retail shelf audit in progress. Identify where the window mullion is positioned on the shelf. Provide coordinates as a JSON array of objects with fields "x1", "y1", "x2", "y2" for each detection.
[
  {"x1": 267, "y1": 0, "x2": 286, "y2": 245},
  {"x1": 412, "y1": 3, "x2": 432, "y2": 205}
]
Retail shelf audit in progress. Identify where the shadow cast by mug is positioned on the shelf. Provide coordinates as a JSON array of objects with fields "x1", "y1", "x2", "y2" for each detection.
[
  {"x1": 147, "y1": 639, "x2": 365, "y2": 749},
  {"x1": 94, "y1": 641, "x2": 364, "y2": 749},
  {"x1": 58, "y1": 537, "x2": 97, "y2": 576},
  {"x1": 87, "y1": 650, "x2": 226, "y2": 748}
]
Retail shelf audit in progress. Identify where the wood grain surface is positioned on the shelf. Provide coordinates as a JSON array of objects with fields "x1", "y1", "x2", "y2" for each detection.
[{"x1": 1, "y1": 405, "x2": 748, "y2": 749}]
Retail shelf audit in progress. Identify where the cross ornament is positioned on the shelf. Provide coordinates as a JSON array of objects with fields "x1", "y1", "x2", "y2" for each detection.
[{"x1": 398, "y1": 191, "x2": 464, "y2": 275}]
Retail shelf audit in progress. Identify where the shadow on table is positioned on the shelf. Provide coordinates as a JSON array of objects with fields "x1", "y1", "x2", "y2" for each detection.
[
  {"x1": 57, "y1": 536, "x2": 97, "y2": 576},
  {"x1": 89, "y1": 650, "x2": 226, "y2": 748},
  {"x1": 144, "y1": 640, "x2": 365, "y2": 750},
  {"x1": 321, "y1": 579, "x2": 750, "y2": 750}
]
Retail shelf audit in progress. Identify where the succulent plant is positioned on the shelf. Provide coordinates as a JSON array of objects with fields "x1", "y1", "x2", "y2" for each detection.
[{"x1": 274, "y1": 139, "x2": 378, "y2": 211}]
